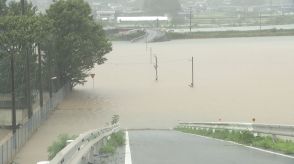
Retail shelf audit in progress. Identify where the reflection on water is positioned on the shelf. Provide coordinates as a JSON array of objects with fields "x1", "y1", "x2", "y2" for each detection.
[{"x1": 76, "y1": 36, "x2": 294, "y2": 128}]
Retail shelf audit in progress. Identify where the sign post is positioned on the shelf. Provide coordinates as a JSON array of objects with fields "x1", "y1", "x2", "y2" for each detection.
[{"x1": 90, "y1": 73, "x2": 95, "y2": 89}]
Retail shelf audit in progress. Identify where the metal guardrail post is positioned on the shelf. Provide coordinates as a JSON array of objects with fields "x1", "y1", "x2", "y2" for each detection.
[{"x1": 49, "y1": 124, "x2": 119, "y2": 164}]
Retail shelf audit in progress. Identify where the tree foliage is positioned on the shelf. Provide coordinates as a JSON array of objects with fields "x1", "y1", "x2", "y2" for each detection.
[
  {"x1": 0, "y1": 0, "x2": 112, "y2": 96},
  {"x1": 0, "y1": 16, "x2": 43, "y2": 98},
  {"x1": 143, "y1": 0, "x2": 181, "y2": 16},
  {"x1": 6, "y1": 0, "x2": 37, "y2": 16},
  {"x1": 0, "y1": 0, "x2": 7, "y2": 16},
  {"x1": 46, "y1": 0, "x2": 112, "y2": 86}
]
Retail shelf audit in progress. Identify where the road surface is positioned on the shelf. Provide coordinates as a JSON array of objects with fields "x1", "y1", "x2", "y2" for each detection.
[
  {"x1": 134, "y1": 29, "x2": 165, "y2": 43},
  {"x1": 127, "y1": 130, "x2": 294, "y2": 164}
]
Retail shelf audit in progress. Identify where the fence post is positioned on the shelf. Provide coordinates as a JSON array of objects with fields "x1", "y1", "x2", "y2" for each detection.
[
  {"x1": 1, "y1": 144, "x2": 3, "y2": 164},
  {"x1": 10, "y1": 138, "x2": 12, "y2": 162},
  {"x1": 0, "y1": 84, "x2": 69, "y2": 164},
  {"x1": 6, "y1": 141, "x2": 8, "y2": 164}
]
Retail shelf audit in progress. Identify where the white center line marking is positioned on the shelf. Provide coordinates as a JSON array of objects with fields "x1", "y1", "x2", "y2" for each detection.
[{"x1": 125, "y1": 131, "x2": 133, "y2": 164}]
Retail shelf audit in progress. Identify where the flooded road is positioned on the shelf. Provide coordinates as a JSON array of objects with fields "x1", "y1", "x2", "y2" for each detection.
[
  {"x1": 76, "y1": 36, "x2": 294, "y2": 128},
  {"x1": 14, "y1": 36, "x2": 294, "y2": 163}
]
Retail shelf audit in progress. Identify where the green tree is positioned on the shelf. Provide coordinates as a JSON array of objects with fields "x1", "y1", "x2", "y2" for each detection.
[
  {"x1": 46, "y1": 0, "x2": 112, "y2": 86},
  {"x1": 6, "y1": 0, "x2": 37, "y2": 16},
  {"x1": 143, "y1": 0, "x2": 181, "y2": 16},
  {"x1": 0, "y1": 0, "x2": 7, "y2": 16},
  {"x1": 0, "y1": 16, "x2": 42, "y2": 101}
]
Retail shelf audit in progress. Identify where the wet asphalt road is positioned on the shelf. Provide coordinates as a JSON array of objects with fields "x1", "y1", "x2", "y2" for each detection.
[{"x1": 127, "y1": 130, "x2": 294, "y2": 164}]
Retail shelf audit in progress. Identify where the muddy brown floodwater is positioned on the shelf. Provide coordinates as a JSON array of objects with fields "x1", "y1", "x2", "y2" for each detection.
[
  {"x1": 86, "y1": 36, "x2": 294, "y2": 128},
  {"x1": 14, "y1": 36, "x2": 294, "y2": 163}
]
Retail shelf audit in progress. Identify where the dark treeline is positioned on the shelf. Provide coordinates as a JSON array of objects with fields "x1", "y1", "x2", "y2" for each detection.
[{"x1": 0, "y1": 0, "x2": 111, "y2": 102}]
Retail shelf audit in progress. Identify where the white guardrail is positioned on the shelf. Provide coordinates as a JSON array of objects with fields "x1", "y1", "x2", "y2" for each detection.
[
  {"x1": 49, "y1": 124, "x2": 120, "y2": 164},
  {"x1": 178, "y1": 122, "x2": 294, "y2": 137}
]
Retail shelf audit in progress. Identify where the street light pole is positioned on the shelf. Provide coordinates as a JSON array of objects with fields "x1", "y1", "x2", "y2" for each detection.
[
  {"x1": 48, "y1": 51, "x2": 53, "y2": 99},
  {"x1": 10, "y1": 53, "x2": 16, "y2": 134},
  {"x1": 259, "y1": 10, "x2": 262, "y2": 31},
  {"x1": 21, "y1": 0, "x2": 32, "y2": 118},
  {"x1": 26, "y1": 47, "x2": 32, "y2": 118}
]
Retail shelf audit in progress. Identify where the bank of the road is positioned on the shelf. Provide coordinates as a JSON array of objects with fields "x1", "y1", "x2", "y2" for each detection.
[
  {"x1": 125, "y1": 130, "x2": 294, "y2": 164},
  {"x1": 165, "y1": 28, "x2": 294, "y2": 41}
]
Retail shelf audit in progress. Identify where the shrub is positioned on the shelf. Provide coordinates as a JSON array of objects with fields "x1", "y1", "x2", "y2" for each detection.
[
  {"x1": 47, "y1": 134, "x2": 77, "y2": 160},
  {"x1": 99, "y1": 131, "x2": 125, "y2": 155}
]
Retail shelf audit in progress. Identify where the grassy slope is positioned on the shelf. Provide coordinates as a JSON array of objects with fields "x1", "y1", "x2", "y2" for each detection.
[
  {"x1": 175, "y1": 127, "x2": 294, "y2": 155},
  {"x1": 167, "y1": 29, "x2": 294, "y2": 40},
  {"x1": 99, "y1": 131, "x2": 125, "y2": 155}
]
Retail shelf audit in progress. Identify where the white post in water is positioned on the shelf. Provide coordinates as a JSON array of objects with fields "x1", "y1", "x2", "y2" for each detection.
[
  {"x1": 189, "y1": 56, "x2": 194, "y2": 88},
  {"x1": 150, "y1": 47, "x2": 152, "y2": 64},
  {"x1": 154, "y1": 56, "x2": 158, "y2": 81}
]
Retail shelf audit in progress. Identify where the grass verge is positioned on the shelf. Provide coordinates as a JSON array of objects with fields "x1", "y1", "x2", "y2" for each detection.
[
  {"x1": 99, "y1": 131, "x2": 125, "y2": 155},
  {"x1": 175, "y1": 127, "x2": 294, "y2": 155},
  {"x1": 167, "y1": 29, "x2": 294, "y2": 40}
]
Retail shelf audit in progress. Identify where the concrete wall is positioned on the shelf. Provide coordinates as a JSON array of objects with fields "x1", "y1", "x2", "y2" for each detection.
[{"x1": 0, "y1": 109, "x2": 25, "y2": 126}]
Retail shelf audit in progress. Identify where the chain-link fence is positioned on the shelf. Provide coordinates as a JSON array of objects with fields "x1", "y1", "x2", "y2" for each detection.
[{"x1": 0, "y1": 83, "x2": 70, "y2": 164}]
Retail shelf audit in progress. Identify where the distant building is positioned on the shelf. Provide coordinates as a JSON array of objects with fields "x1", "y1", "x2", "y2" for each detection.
[{"x1": 95, "y1": 10, "x2": 116, "y2": 21}]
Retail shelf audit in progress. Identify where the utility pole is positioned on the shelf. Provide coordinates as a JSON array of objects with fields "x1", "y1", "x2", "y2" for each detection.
[
  {"x1": 10, "y1": 53, "x2": 16, "y2": 134},
  {"x1": 189, "y1": 56, "x2": 194, "y2": 88},
  {"x1": 259, "y1": 10, "x2": 262, "y2": 31},
  {"x1": 145, "y1": 33, "x2": 148, "y2": 51},
  {"x1": 48, "y1": 50, "x2": 53, "y2": 99},
  {"x1": 38, "y1": 45, "x2": 43, "y2": 108},
  {"x1": 270, "y1": 0, "x2": 273, "y2": 17},
  {"x1": 26, "y1": 48, "x2": 32, "y2": 118},
  {"x1": 154, "y1": 56, "x2": 158, "y2": 81},
  {"x1": 21, "y1": 0, "x2": 32, "y2": 118},
  {"x1": 149, "y1": 47, "x2": 152, "y2": 64},
  {"x1": 21, "y1": 0, "x2": 25, "y2": 15},
  {"x1": 190, "y1": 7, "x2": 192, "y2": 32}
]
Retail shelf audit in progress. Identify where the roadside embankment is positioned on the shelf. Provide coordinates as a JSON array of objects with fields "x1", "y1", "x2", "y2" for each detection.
[
  {"x1": 166, "y1": 29, "x2": 294, "y2": 40},
  {"x1": 175, "y1": 127, "x2": 294, "y2": 155}
]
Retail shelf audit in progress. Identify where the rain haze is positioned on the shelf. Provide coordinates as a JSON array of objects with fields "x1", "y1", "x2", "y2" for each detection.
[{"x1": 2, "y1": 0, "x2": 294, "y2": 164}]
